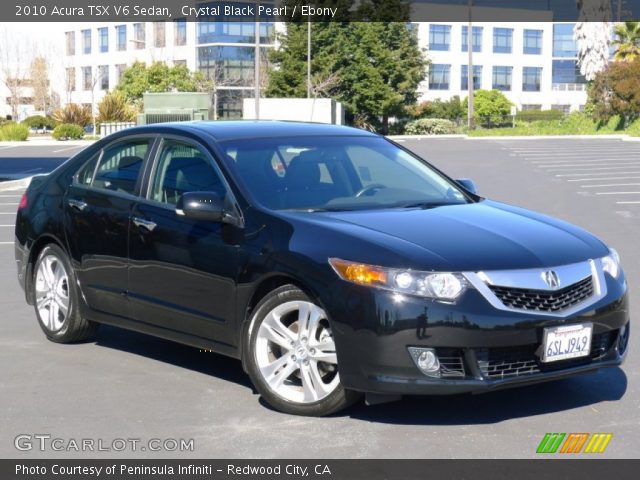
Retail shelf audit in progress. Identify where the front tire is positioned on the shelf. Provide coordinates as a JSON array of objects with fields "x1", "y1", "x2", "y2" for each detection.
[
  {"x1": 245, "y1": 285, "x2": 360, "y2": 416},
  {"x1": 33, "y1": 244, "x2": 97, "y2": 343}
]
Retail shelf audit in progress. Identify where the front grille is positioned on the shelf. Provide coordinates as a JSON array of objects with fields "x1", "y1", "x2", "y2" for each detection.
[
  {"x1": 435, "y1": 348, "x2": 465, "y2": 378},
  {"x1": 488, "y1": 276, "x2": 594, "y2": 313},
  {"x1": 476, "y1": 330, "x2": 617, "y2": 379},
  {"x1": 477, "y1": 345, "x2": 540, "y2": 379}
]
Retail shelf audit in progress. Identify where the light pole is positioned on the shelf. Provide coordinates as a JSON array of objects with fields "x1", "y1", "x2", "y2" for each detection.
[
  {"x1": 467, "y1": 0, "x2": 474, "y2": 130},
  {"x1": 307, "y1": 22, "x2": 311, "y2": 98},
  {"x1": 254, "y1": 1, "x2": 260, "y2": 120}
]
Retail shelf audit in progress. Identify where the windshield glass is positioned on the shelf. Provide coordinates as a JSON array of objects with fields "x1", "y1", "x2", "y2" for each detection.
[{"x1": 220, "y1": 136, "x2": 470, "y2": 211}]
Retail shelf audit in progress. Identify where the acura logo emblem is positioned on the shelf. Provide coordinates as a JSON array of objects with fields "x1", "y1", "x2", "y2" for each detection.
[{"x1": 542, "y1": 270, "x2": 561, "y2": 288}]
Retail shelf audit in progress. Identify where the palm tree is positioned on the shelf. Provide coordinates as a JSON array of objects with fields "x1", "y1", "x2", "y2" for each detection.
[{"x1": 613, "y1": 21, "x2": 640, "y2": 61}]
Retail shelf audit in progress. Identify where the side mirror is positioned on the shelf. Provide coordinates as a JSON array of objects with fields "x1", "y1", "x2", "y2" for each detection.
[
  {"x1": 177, "y1": 191, "x2": 226, "y2": 222},
  {"x1": 456, "y1": 178, "x2": 478, "y2": 195}
]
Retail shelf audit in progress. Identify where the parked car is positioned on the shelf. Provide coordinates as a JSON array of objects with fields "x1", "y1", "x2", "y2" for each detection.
[{"x1": 15, "y1": 121, "x2": 629, "y2": 416}]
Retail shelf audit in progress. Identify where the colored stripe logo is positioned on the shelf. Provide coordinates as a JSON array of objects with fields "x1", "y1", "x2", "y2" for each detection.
[{"x1": 537, "y1": 433, "x2": 612, "y2": 454}]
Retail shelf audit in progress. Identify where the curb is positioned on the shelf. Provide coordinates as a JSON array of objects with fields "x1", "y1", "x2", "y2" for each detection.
[
  {"x1": 388, "y1": 134, "x2": 640, "y2": 141},
  {"x1": 388, "y1": 134, "x2": 466, "y2": 140},
  {"x1": 0, "y1": 176, "x2": 32, "y2": 192}
]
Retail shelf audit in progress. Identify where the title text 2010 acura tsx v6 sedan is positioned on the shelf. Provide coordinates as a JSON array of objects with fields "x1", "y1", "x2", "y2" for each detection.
[{"x1": 15, "y1": 122, "x2": 629, "y2": 416}]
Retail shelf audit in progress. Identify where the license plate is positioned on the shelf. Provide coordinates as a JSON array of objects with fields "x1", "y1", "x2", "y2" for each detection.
[{"x1": 542, "y1": 323, "x2": 592, "y2": 363}]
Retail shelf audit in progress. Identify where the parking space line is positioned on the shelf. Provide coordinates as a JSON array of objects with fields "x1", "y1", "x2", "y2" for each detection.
[
  {"x1": 595, "y1": 192, "x2": 640, "y2": 195},
  {"x1": 550, "y1": 166, "x2": 640, "y2": 173},
  {"x1": 0, "y1": 242, "x2": 13, "y2": 245},
  {"x1": 0, "y1": 203, "x2": 18, "y2": 206},
  {"x1": 531, "y1": 158, "x2": 639, "y2": 164},
  {"x1": 0, "y1": 224, "x2": 14, "y2": 227},
  {"x1": 541, "y1": 163, "x2": 640, "y2": 168},
  {"x1": 567, "y1": 176, "x2": 640, "y2": 182},
  {"x1": 580, "y1": 183, "x2": 640, "y2": 188},
  {"x1": 617, "y1": 201, "x2": 640, "y2": 204},
  {"x1": 53, "y1": 145, "x2": 85, "y2": 153},
  {"x1": 556, "y1": 171, "x2": 640, "y2": 177}
]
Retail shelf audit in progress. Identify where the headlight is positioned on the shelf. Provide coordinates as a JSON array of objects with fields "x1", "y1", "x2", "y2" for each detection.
[
  {"x1": 602, "y1": 248, "x2": 621, "y2": 278},
  {"x1": 328, "y1": 258, "x2": 468, "y2": 301}
]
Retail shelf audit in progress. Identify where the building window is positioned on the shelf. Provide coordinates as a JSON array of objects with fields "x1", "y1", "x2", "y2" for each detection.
[
  {"x1": 492, "y1": 66, "x2": 512, "y2": 91},
  {"x1": 523, "y1": 29, "x2": 543, "y2": 54},
  {"x1": 493, "y1": 28, "x2": 513, "y2": 53},
  {"x1": 116, "y1": 25, "x2": 126, "y2": 51},
  {"x1": 522, "y1": 66, "x2": 542, "y2": 91},
  {"x1": 66, "y1": 67, "x2": 76, "y2": 91},
  {"x1": 82, "y1": 66, "x2": 92, "y2": 91},
  {"x1": 98, "y1": 66, "x2": 109, "y2": 90},
  {"x1": 198, "y1": 46, "x2": 258, "y2": 86},
  {"x1": 133, "y1": 23, "x2": 145, "y2": 49},
  {"x1": 461, "y1": 65, "x2": 482, "y2": 90},
  {"x1": 429, "y1": 25, "x2": 451, "y2": 51},
  {"x1": 552, "y1": 60, "x2": 585, "y2": 84},
  {"x1": 521, "y1": 104, "x2": 542, "y2": 110},
  {"x1": 553, "y1": 23, "x2": 577, "y2": 57},
  {"x1": 154, "y1": 22, "x2": 166, "y2": 48},
  {"x1": 115, "y1": 64, "x2": 127, "y2": 84},
  {"x1": 82, "y1": 29, "x2": 91, "y2": 54},
  {"x1": 65, "y1": 32, "x2": 75, "y2": 56},
  {"x1": 551, "y1": 104, "x2": 571, "y2": 113},
  {"x1": 429, "y1": 64, "x2": 450, "y2": 90},
  {"x1": 197, "y1": 22, "x2": 275, "y2": 44},
  {"x1": 98, "y1": 27, "x2": 108, "y2": 53},
  {"x1": 462, "y1": 26, "x2": 482, "y2": 52},
  {"x1": 175, "y1": 18, "x2": 187, "y2": 46}
]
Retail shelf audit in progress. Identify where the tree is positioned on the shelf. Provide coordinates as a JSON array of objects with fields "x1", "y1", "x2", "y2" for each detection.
[
  {"x1": 588, "y1": 57, "x2": 640, "y2": 125},
  {"x1": 115, "y1": 61, "x2": 212, "y2": 107},
  {"x1": 0, "y1": 27, "x2": 34, "y2": 119},
  {"x1": 463, "y1": 90, "x2": 512, "y2": 126},
  {"x1": 575, "y1": 23, "x2": 611, "y2": 81},
  {"x1": 30, "y1": 57, "x2": 51, "y2": 114},
  {"x1": 612, "y1": 21, "x2": 640, "y2": 61},
  {"x1": 266, "y1": 22, "x2": 427, "y2": 133}
]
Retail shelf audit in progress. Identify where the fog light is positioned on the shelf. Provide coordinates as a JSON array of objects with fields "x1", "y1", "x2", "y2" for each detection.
[{"x1": 408, "y1": 347, "x2": 441, "y2": 377}]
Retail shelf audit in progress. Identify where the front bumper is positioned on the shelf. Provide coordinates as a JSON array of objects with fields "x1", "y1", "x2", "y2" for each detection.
[{"x1": 328, "y1": 273, "x2": 629, "y2": 396}]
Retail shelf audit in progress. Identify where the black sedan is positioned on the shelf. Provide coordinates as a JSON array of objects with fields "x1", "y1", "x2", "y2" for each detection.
[{"x1": 15, "y1": 121, "x2": 629, "y2": 416}]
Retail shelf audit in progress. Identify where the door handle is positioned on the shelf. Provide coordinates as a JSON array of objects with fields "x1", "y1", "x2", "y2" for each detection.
[
  {"x1": 132, "y1": 217, "x2": 157, "y2": 232},
  {"x1": 67, "y1": 199, "x2": 88, "y2": 211}
]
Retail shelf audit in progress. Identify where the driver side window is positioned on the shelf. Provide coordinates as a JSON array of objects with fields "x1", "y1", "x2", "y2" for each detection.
[{"x1": 149, "y1": 140, "x2": 227, "y2": 206}]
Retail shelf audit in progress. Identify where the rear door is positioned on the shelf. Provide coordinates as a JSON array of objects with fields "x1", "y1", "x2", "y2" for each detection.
[
  {"x1": 64, "y1": 136, "x2": 154, "y2": 319},
  {"x1": 127, "y1": 137, "x2": 240, "y2": 347}
]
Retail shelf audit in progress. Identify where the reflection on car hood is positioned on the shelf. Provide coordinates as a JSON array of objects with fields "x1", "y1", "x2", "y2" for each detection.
[{"x1": 310, "y1": 201, "x2": 608, "y2": 271}]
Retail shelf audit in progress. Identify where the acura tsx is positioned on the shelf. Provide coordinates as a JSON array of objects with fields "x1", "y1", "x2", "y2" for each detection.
[{"x1": 15, "y1": 121, "x2": 629, "y2": 416}]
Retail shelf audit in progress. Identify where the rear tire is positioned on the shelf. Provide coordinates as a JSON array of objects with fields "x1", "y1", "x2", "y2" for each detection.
[
  {"x1": 32, "y1": 244, "x2": 97, "y2": 343},
  {"x1": 245, "y1": 284, "x2": 360, "y2": 416}
]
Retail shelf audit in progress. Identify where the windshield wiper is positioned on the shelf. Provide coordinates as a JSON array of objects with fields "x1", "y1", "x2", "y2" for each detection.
[{"x1": 397, "y1": 201, "x2": 460, "y2": 209}]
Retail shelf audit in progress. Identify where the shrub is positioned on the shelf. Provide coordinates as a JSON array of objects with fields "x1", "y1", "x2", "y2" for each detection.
[
  {"x1": 0, "y1": 122, "x2": 29, "y2": 141},
  {"x1": 464, "y1": 89, "x2": 513, "y2": 126},
  {"x1": 404, "y1": 118, "x2": 457, "y2": 135},
  {"x1": 515, "y1": 109, "x2": 564, "y2": 122},
  {"x1": 53, "y1": 104, "x2": 92, "y2": 127},
  {"x1": 97, "y1": 92, "x2": 137, "y2": 123},
  {"x1": 22, "y1": 115, "x2": 57, "y2": 130},
  {"x1": 627, "y1": 118, "x2": 640, "y2": 137},
  {"x1": 589, "y1": 57, "x2": 640, "y2": 124},
  {"x1": 52, "y1": 123, "x2": 85, "y2": 140},
  {"x1": 412, "y1": 96, "x2": 465, "y2": 121}
]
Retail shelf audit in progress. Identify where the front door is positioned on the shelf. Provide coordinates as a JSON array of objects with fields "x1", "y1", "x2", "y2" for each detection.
[{"x1": 127, "y1": 138, "x2": 239, "y2": 347}]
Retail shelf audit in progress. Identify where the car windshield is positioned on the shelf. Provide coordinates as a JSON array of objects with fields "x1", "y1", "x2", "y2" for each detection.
[{"x1": 220, "y1": 136, "x2": 470, "y2": 211}]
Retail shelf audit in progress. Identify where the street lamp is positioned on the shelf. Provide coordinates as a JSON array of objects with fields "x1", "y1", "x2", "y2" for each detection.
[{"x1": 467, "y1": 0, "x2": 474, "y2": 130}]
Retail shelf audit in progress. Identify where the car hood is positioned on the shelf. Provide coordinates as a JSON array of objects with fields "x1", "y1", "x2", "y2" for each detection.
[{"x1": 282, "y1": 201, "x2": 609, "y2": 271}]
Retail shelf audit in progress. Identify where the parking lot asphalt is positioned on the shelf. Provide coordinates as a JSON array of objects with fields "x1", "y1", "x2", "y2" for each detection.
[{"x1": 0, "y1": 138, "x2": 638, "y2": 459}]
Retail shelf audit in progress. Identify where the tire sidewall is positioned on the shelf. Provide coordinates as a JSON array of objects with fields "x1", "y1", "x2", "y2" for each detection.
[
  {"x1": 245, "y1": 285, "x2": 354, "y2": 416},
  {"x1": 33, "y1": 244, "x2": 78, "y2": 341}
]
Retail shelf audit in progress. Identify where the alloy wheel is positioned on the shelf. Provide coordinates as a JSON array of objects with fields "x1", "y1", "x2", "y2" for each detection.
[
  {"x1": 35, "y1": 254, "x2": 70, "y2": 332},
  {"x1": 255, "y1": 301, "x2": 340, "y2": 404}
]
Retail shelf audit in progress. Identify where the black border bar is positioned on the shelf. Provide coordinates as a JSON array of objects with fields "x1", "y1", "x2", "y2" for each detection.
[
  {"x1": 3, "y1": 459, "x2": 640, "y2": 480},
  {"x1": 3, "y1": 1, "x2": 640, "y2": 22}
]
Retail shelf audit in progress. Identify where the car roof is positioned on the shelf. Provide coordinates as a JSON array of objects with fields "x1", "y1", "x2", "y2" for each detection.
[{"x1": 123, "y1": 120, "x2": 378, "y2": 142}]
